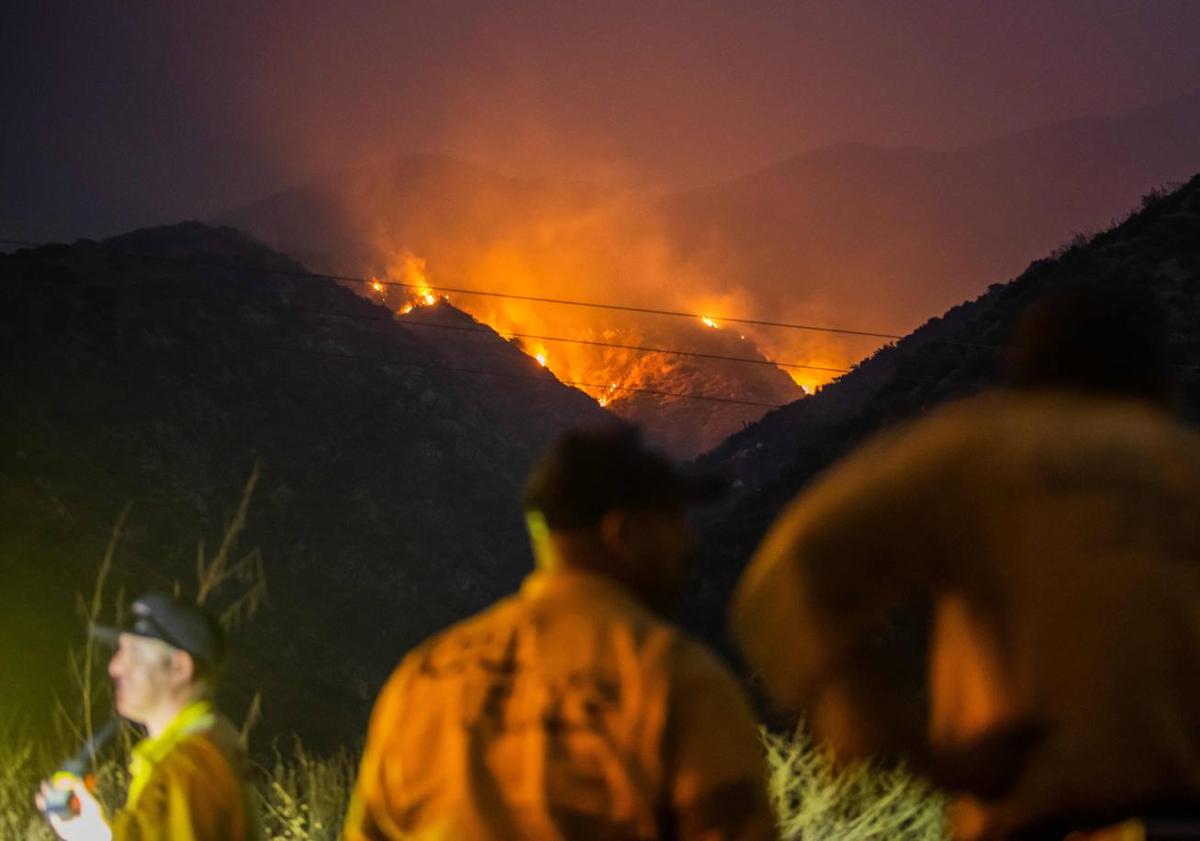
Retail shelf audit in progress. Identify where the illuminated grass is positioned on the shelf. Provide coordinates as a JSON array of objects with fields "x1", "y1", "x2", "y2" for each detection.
[
  {"x1": 260, "y1": 741, "x2": 356, "y2": 841},
  {"x1": 3, "y1": 723, "x2": 947, "y2": 840},
  {"x1": 763, "y1": 725, "x2": 947, "y2": 841},
  {"x1": 0, "y1": 732, "x2": 354, "y2": 841}
]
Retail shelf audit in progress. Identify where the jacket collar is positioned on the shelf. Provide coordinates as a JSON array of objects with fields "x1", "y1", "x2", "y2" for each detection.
[{"x1": 126, "y1": 699, "x2": 215, "y2": 807}]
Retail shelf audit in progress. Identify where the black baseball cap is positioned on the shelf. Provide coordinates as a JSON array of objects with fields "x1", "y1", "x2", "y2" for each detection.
[
  {"x1": 522, "y1": 426, "x2": 730, "y2": 529},
  {"x1": 92, "y1": 592, "x2": 226, "y2": 667}
]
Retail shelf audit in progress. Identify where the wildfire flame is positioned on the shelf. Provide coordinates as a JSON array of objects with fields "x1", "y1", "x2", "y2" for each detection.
[
  {"x1": 597, "y1": 381, "x2": 620, "y2": 407},
  {"x1": 386, "y1": 251, "x2": 443, "y2": 313},
  {"x1": 378, "y1": 248, "x2": 858, "y2": 412}
]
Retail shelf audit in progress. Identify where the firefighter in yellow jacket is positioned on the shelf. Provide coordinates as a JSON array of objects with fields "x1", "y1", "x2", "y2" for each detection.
[
  {"x1": 345, "y1": 428, "x2": 777, "y2": 841},
  {"x1": 38, "y1": 592, "x2": 263, "y2": 841}
]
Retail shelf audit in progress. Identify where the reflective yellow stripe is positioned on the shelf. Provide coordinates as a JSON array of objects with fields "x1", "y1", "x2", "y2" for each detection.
[{"x1": 126, "y1": 700, "x2": 215, "y2": 808}]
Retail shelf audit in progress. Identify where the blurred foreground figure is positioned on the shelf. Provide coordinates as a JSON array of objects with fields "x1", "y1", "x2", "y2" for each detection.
[
  {"x1": 345, "y1": 428, "x2": 776, "y2": 841},
  {"x1": 37, "y1": 592, "x2": 263, "y2": 841},
  {"x1": 733, "y1": 283, "x2": 1200, "y2": 840}
]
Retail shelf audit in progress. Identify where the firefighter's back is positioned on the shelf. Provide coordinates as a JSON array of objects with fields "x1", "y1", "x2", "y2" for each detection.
[{"x1": 345, "y1": 566, "x2": 771, "y2": 841}]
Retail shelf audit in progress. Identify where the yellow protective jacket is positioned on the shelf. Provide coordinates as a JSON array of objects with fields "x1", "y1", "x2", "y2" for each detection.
[
  {"x1": 345, "y1": 568, "x2": 777, "y2": 841},
  {"x1": 733, "y1": 393, "x2": 1200, "y2": 839},
  {"x1": 112, "y1": 700, "x2": 263, "y2": 841}
]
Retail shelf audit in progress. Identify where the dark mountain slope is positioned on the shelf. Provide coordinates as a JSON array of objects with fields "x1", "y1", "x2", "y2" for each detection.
[
  {"x1": 681, "y1": 174, "x2": 1200, "y2": 648},
  {"x1": 0, "y1": 223, "x2": 609, "y2": 749}
]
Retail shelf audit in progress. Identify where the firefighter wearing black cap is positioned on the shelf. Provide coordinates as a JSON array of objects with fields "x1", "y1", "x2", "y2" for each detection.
[
  {"x1": 345, "y1": 427, "x2": 777, "y2": 841},
  {"x1": 37, "y1": 592, "x2": 263, "y2": 841}
]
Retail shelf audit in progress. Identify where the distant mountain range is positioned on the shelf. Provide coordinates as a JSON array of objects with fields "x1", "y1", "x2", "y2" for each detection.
[
  {"x1": 679, "y1": 173, "x2": 1200, "y2": 653},
  {"x1": 660, "y1": 88, "x2": 1200, "y2": 335},
  {"x1": 218, "y1": 90, "x2": 1200, "y2": 456},
  {"x1": 0, "y1": 223, "x2": 609, "y2": 749}
]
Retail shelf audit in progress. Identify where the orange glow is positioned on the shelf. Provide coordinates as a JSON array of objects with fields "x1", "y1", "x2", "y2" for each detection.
[
  {"x1": 291, "y1": 152, "x2": 911, "y2": 453},
  {"x1": 387, "y1": 251, "x2": 442, "y2": 312},
  {"x1": 359, "y1": 178, "x2": 880, "y2": 428},
  {"x1": 597, "y1": 381, "x2": 619, "y2": 407},
  {"x1": 370, "y1": 278, "x2": 385, "y2": 294},
  {"x1": 374, "y1": 246, "x2": 863, "y2": 410}
]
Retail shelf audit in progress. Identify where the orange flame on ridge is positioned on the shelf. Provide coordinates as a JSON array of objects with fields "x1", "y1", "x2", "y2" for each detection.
[
  {"x1": 386, "y1": 251, "x2": 442, "y2": 312},
  {"x1": 378, "y1": 242, "x2": 862, "y2": 416}
]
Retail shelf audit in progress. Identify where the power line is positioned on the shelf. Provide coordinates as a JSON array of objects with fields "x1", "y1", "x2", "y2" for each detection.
[
  {"x1": 143, "y1": 287, "x2": 854, "y2": 375},
  {"x1": 163, "y1": 287, "x2": 957, "y2": 394},
  {"x1": 0, "y1": 237, "x2": 906, "y2": 340},
  {"x1": 60, "y1": 289, "x2": 1200, "y2": 412},
  {"x1": 0, "y1": 243, "x2": 840, "y2": 405},
  {"x1": 12, "y1": 246, "x2": 1195, "y2": 414},
  {"x1": 0, "y1": 239, "x2": 996, "y2": 397},
  {"x1": 28, "y1": 286, "x2": 796, "y2": 407},
  {"x1": 131, "y1": 286, "x2": 979, "y2": 401},
  {"x1": 14, "y1": 234, "x2": 1196, "y2": 375},
  {"x1": 214, "y1": 339, "x2": 792, "y2": 409},
  {"x1": 19, "y1": 234, "x2": 1194, "y2": 382}
]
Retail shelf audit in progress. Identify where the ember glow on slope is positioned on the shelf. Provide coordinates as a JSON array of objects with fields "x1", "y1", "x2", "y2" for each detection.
[
  {"x1": 349, "y1": 173, "x2": 863, "y2": 404},
  {"x1": 369, "y1": 215, "x2": 843, "y2": 403},
  {"x1": 377, "y1": 246, "x2": 820, "y2": 400},
  {"x1": 381, "y1": 251, "x2": 441, "y2": 315}
]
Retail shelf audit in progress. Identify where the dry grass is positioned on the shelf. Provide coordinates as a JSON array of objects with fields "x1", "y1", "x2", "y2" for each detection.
[
  {"x1": 763, "y1": 725, "x2": 947, "y2": 840},
  {"x1": 259, "y1": 741, "x2": 357, "y2": 841},
  {"x1": 0, "y1": 723, "x2": 54, "y2": 841},
  {"x1": 5, "y1": 725, "x2": 948, "y2": 841}
]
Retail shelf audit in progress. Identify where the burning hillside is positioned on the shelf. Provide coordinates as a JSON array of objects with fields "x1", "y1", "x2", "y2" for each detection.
[
  {"x1": 218, "y1": 154, "x2": 886, "y2": 455},
  {"x1": 361, "y1": 248, "x2": 813, "y2": 456}
]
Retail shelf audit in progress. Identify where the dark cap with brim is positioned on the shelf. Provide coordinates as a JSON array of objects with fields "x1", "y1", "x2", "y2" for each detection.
[
  {"x1": 522, "y1": 426, "x2": 730, "y2": 530},
  {"x1": 92, "y1": 592, "x2": 225, "y2": 667}
]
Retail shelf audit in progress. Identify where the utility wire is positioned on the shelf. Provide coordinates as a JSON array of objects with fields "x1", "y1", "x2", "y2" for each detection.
[
  {"x1": 112, "y1": 324, "x2": 792, "y2": 408},
  {"x1": 11, "y1": 248, "x2": 1195, "y2": 412},
  {"x1": 23, "y1": 277, "x2": 794, "y2": 407},
  {"x1": 143, "y1": 287, "x2": 854, "y2": 375},
  {"x1": 13, "y1": 235, "x2": 1193, "y2": 379},
  {"x1": 246, "y1": 340, "x2": 790, "y2": 408},
  {"x1": 0, "y1": 239, "x2": 1003, "y2": 396},
  {"x1": 0, "y1": 237, "x2": 906, "y2": 340}
]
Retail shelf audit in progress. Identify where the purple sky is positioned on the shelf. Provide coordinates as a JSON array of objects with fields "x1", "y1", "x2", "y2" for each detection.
[{"x1": 4, "y1": 0, "x2": 1200, "y2": 240}]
